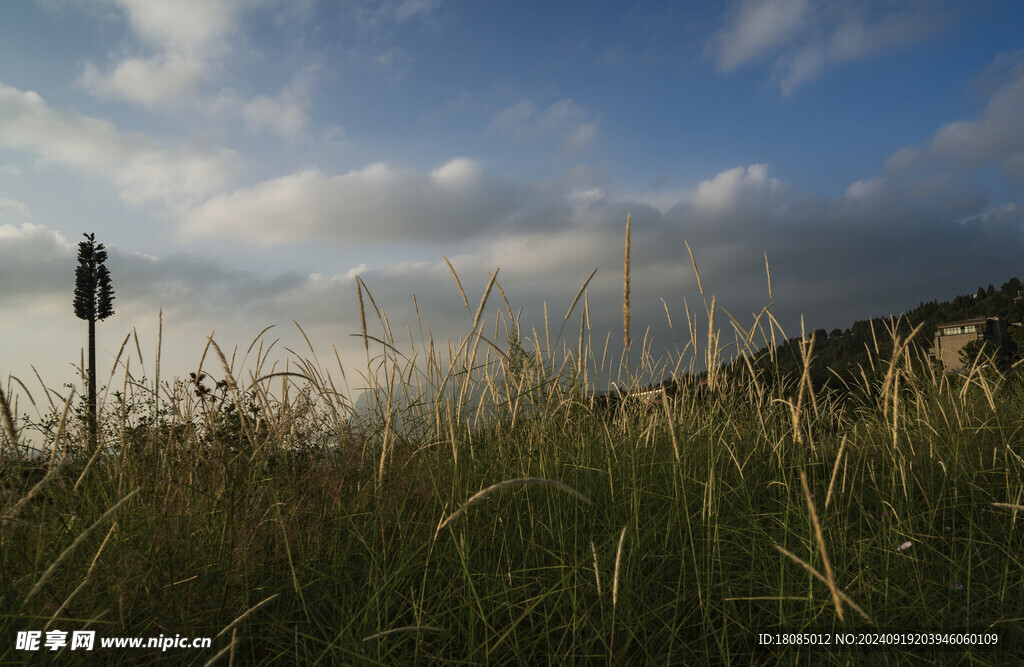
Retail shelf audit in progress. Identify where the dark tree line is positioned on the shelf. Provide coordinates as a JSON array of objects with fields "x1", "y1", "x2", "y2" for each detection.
[{"x1": 730, "y1": 277, "x2": 1024, "y2": 393}]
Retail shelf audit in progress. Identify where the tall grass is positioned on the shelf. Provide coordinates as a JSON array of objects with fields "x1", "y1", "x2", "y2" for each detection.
[{"x1": 2, "y1": 238, "x2": 1023, "y2": 664}]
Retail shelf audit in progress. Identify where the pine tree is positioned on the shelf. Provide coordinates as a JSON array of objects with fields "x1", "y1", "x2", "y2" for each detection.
[{"x1": 74, "y1": 233, "x2": 115, "y2": 453}]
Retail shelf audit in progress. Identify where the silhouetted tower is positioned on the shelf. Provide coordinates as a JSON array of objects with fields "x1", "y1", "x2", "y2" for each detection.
[{"x1": 74, "y1": 233, "x2": 115, "y2": 453}]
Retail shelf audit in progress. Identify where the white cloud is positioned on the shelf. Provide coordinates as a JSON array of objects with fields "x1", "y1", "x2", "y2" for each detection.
[
  {"x1": 565, "y1": 123, "x2": 599, "y2": 153},
  {"x1": 243, "y1": 93, "x2": 307, "y2": 140},
  {"x1": 180, "y1": 158, "x2": 520, "y2": 246},
  {"x1": 0, "y1": 197, "x2": 30, "y2": 218},
  {"x1": 958, "y1": 202, "x2": 1021, "y2": 227},
  {"x1": 0, "y1": 223, "x2": 77, "y2": 303},
  {"x1": 350, "y1": 0, "x2": 443, "y2": 32},
  {"x1": 75, "y1": 1, "x2": 327, "y2": 141},
  {"x1": 206, "y1": 67, "x2": 317, "y2": 141},
  {"x1": 489, "y1": 99, "x2": 600, "y2": 153},
  {"x1": 340, "y1": 0, "x2": 444, "y2": 81},
  {"x1": 779, "y1": 8, "x2": 952, "y2": 96},
  {"x1": 79, "y1": 55, "x2": 205, "y2": 107},
  {"x1": 431, "y1": 157, "x2": 482, "y2": 186},
  {"x1": 690, "y1": 163, "x2": 785, "y2": 213},
  {"x1": 242, "y1": 70, "x2": 314, "y2": 141},
  {"x1": 929, "y1": 62, "x2": 1024, "y2": 182},
  {"x1": 369, "y1": 46, "x2": 414, "y2": 79},
  {"x1": 394, "y1": 0, "x2": 441, "y2": 22},
  {"x1": 709, "y1": 0, "x2": 954, "y2": 95},
  {"x1": 879, "y1": 55, "x2": 1024, "y2": 187},
  {"x1": 845, "y1": 177, "x2": 882, "y2": 202},
  {"x1": 711, "y1": 0, "x2": 809, "y2": 72},
  {"x1": 112, "y1": 0, "x2": 242, "y2": 54},
  {"x1": 77, "y1": 0, "x2": 248, "y2": 106},
  {"x1": 0, "y1": 82, "x2": 242, "y2": 206}
]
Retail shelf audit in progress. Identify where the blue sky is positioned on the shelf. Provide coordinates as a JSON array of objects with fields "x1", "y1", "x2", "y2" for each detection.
[{"x1": 2, "y1": 0, "x2": 1023, "y2": 410}]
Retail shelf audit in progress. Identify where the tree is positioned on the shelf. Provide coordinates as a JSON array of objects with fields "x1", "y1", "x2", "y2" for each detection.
[
  {"x1": 1005, "y1": 325, "x2": 1024, "y2": 360},
  {"x1": 74, "y1": 233, "x2": 115, "y2": 453},
  {"x1": 958, "y1": 338, "x2": 1007, "y2": 372}
]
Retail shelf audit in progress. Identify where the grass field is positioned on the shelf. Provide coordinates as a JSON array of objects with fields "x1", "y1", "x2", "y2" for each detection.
[{"x1": 3, "y1": 250, "x2": 1023, "y2": 664}]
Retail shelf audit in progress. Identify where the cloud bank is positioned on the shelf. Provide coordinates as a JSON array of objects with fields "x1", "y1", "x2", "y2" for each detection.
[
  {"x1": 77, "y1": 0, "x2": 247, "y2": 106},
  {"x1": 709, "y1": 0, "x2": 954, "y2": 95},
  {"x1": 180, "y1": 158, "x2": 523, "y2": 246},
  {"x1": 0, "y1": 82, "x2": 242, "y2": 206}
]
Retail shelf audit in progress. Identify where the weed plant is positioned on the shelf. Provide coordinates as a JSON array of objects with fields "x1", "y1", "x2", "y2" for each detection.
[{"x1": 2, "y1": 247, "x2": 1023, "y2": 665}]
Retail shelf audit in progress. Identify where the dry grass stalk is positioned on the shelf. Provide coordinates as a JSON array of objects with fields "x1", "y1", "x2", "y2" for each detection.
[
  {"x1": 471, "y1": 269, "x2": 498, "y2": 333},
  {"x1": 356, "y1": 276, "x2": 368, "y2": 354},
  {"x1": 493, "y1": 279, "x2": 515, "y2": 329},
  {"x1": 26, "y1": 487, "x2": 140, "y2": 603},
  {"x1": 578, "y1": 305, "x2": 586, "y2": 378},
  {"x1": 476, "y1": 334, "x2": 510, "y2": 364},
  {"x1": 600, "y1": 331, "x2": 611, "y2": 376},
  {"x1": 684, "y1": 241, "x2": 704, "y2": 296},
  {"x1": 787, "y1": 317, "x2": 816, "y2": 445},
  {"x1": 660, "y1": 390, "x2": 680, "y2": 461},
  {"x1": 959, "y1": 351, "x2": 998, "y2": 413},
  {"x1": 130, "y1": 329, "x2": 145, "y2": 373},
  {"x1": 202, "y1": 637, "x2": 236, "y2": 667},
  {"x1": 45, "y1": 578, "x2": 92, "y2": 632},
  {"x1": 590, "y1": 540, "x2": 602, "y2": 596},
  {"x1": 0, "y1": 385, "x2": 19, "y2": 456},
  {"x1": 565, "y1": 268, "x2": 597, "y2": 323},
  {"x1": 348, "y1": 333, "x2": 402, "y2": 356},
  {"x1": 154, "y1": 308, "x2": 162, "y2": 421},
  {"x1": 623, "y1": 213, "x2": 631, "y2": 351},
  {"x1": 1, "y1": 390, "x2": 76, "y2": 526},
  {"x1": 74, "y1": 434, "x2": 108, "y2": 492},
  {"x1": 800, "y1": 470, "x2": 843, "y2": 621},
  {"x1": 774, "y1": 544, "x2": 870, "y2": 622},
  {"x1": 362, "y1": 626, "x2": 443, "y2": 642},
  {"x1": 13, "y1": 374, "x2": 37, "y2": 410},
  {"x1": 721, "y1": 305, "x2": 770, "y2": 361},
  {"x1": 869, "y1": 318, "x2": 880, "y2": 358},
  {"x1": 442, "y1": 255, "x2": 470, "y2": 311},
  {"x1": 661, "y1": 297, "x2": 673, "y2": 330},
  {"x1": 291, "y1": 319, "x2": 319, "y2": 366},
  {"x1": 108, "y1": 331, "x2": 131, "y2": 386},
  {"x1": 993, "y1": 502, "x2": 1024, "y2": 527},
  {"x1": 45, "y1": 522, "x2": 119, "y2": 630},
  {"x1": 612, "y1": 525, "x2": 628, "y2": 609},
  {"x1": 705, "y1": 294, "x2": 718, "y2": 389},
  {"x1": 208, "y1": 338, "x2": 239, "y2": 394},
  {"x1": 245, "y1": 324, "x2": 277, "y2": 358},
  {"x1": 434, "y1": 477, "x2": 591, "y2": 536},
  {"x1": 825, "y1": 435, "x2": 847, "y2": 510},
  {"x1": 215, "y1": 593, "x2": 280, "y2": 639},
  {"x1": 378, "y1": 367, "x2": 397, "y2": 485},
  {"x1": 543, "y1": 300, "x2": 551, "y2": 361},
  {"x1": 879, "y1": 322, "x2": 924, "y2": 422}
]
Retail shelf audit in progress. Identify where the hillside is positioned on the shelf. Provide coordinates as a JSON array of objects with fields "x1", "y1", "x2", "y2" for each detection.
[{"x1": 736, "y1": 278, "x2": 1024, "y2": 392}]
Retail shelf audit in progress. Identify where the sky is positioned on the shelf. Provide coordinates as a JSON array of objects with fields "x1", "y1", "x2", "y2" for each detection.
[{"x1": 2, "y1": 0, "x2": 1024, "y2": 418}]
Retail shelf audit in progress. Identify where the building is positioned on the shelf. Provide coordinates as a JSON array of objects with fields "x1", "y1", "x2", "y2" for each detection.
[{"x1": 930, "y1": 317, "x2": 1005, "y2": 370}]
